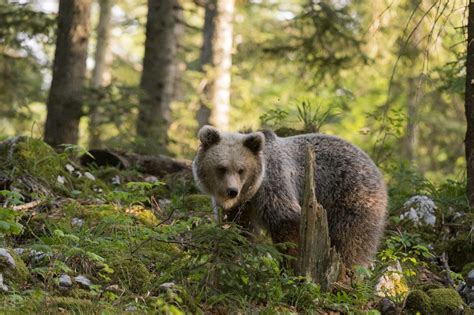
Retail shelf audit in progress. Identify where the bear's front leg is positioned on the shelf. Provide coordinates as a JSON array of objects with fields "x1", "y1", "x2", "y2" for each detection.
[{"x1": 268, "y1": 217, "x2": 300, "y2": 257}]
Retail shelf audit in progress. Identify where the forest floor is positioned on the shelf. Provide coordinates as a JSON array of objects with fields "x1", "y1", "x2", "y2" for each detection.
[{"x1": 0, "y1": 137, "x2": 473, "y2": 314}]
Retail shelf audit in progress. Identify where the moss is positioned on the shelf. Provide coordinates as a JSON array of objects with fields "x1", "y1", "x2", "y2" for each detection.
[
  {"x1": 404, "y1": 290, "x2": 432, "y2": 314},
  {"x1": 461, "y1": 261, "x2": 474, "y2": 277},
  {"x1": 68, "y1": 288, "x2": 98, "y2": 300},
  {"x1": 443, "y1": 234, "x2": 474, "y2": 272},
  {"x1": 14, "y1": 138, "x2": 67, "y2": 186},
  {"x1": 0, "y1": 248, "x2": 29, "y2": 288},
  {"x1": 45, "y1": 296, "x2": 95, "y2": 313},
  {"x1": 428, "y1": 288, "x2": 465, "y2": 314},
  {"x1": 109, "y1": 257, "x2": 155, "y2": 294},
  {"x1": 420, "y1": 283, "x2": 443, "y2": 291},
  {"x1": 126, "y1": 205, "x2": 159, "y2": 226},
  {"x1": 183, "y1": 194, "x2": 212, "y2": 211}
]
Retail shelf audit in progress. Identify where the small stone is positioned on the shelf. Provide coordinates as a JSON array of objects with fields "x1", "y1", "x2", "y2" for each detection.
[
  {"x1": 59, "y1": 274, "x2": 72, "y2": 287},
  {"x1": 469, "y1": 302, "x2": 474, "y2": 309},
  {"x1": 73, "y1": 171, "x2": 82, "y2": 178},
  {"x1": 84, "y1": 172, "x2": 95, "y2": 181},
  {"x1": 377, "y1": 297, "x2": 396, "y2": 315},
  {"x1": 92, "y1": 186, "x2": 103, "y2": 193},
  {"x1": 158, "y1": 199, "x2": 171, "y2": 210},
  {"x1": 125, "y1": 306, "x2": 137, "y2": 312},
  {"x1": 0, "y1": 274, "x2": 8, "y2": 292},
  {"x1": 71, "y1": 217, "x2": 84, "y2": 228},
  {"x1": 13, "y1": 248, "x2": 25, "y2": 255},
  {"x1": 159, "y1": 282, "x2": 175, "y2": 289},
  {"x1": 29, "y1": 249, "x2": 47, "y2": 263},
  {"x1": 106, "y1": 284, "x2": 121, "y2": 293},
  {"x1": 74, "y1": 275, "x2": 92, "y2": 288},
  {"x1": 111, "y1": 175, "x2": 121, "y2": 185},
  {"x1": 466, "y1": 270, "x2": 474, "y2": 287},
  {"x1": 401, "y1": 195, "x2": 437, "y2": 226},
  {"x1": 467, "y1": 291, "x2": 474, "y2": 304},
  {"x1": 144, "y1": 175, "x2": 158, "y2": 183},
  {"x1": 57, "y1": 175, "x2": 65, "y2": 185},
  {"x1": 65, "y1": 164, "x2": 75, "y2": 173},
  {"x1": 0, "y1": 248, "x2": 16, "y2": 268}
]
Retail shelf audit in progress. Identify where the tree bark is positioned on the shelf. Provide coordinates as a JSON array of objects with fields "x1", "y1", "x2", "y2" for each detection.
[
  {"x1": 44, "y1": 0, "x2": 91, "y2": 147},
  {"x1": 196, "y1": 0, "x2": 234, "y2": 130},
  {"x1": 137, "y1": 0, "x2": 179, "y2": 152},
  {"x1": 80, "y1": 149, "x2": 192, "y2": 178},
  {"x1": 296, "y1": 147, "x2": 342, "y2": 291},
  {"x1": 89, "y1": 0, "x2": 113, "y2": 149},
  {"x1": 466, "y1": 2, "x2": 474, "y2": 210}
]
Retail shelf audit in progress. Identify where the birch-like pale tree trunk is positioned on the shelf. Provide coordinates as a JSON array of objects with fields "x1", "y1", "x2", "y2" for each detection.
[
  {"x1": 89, "y1": 0, "x2": 113, "y2": 149},
  {"x1": 197, "y1": 0, "x2": 235, "y2": 130}
]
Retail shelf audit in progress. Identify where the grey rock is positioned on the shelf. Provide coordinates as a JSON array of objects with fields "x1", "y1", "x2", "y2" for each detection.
[
  {"x1": 0, "y1": 274, "x2": 8, "y2": 292},
  {"x1": 467, "y1": 291, "x2": 474, "y2": 304},
  {"x1": 469, "y1": 302, "x2": 474, "y2": 309},
  {"x1": 0, "y1": 248, "x2": 16, "y2": 268},
  {"x1": 29, "y1": 249, "x2": 47, "y2": 263},
  {"x1": 59, "y1": 274, "x2": 72, "y2": 287},
  {"x1": 74, "y1": 275, "x2": 92, "y2": 288},
  {"x1": 125, "y1": 306, "x2": 137, "y2": 312},
  {"x1": 13, "y1": 248, "x2": 25, "y2": 255},
  {"x1": 84, "y1": 172, "x2": 95, "y2": 181},
  {"x1": 466, "y1": 270, "x2": 474, "y2": 287},
  {"x1": 71, "y1": 217, "x2": 84, "y2": 228},
  {"x1": 159, "y1": 282, "x2": 175, "y2": 289},
  {"x1": 106, "y1": 284, "x2": 121, "y2": 293},
  {"x1": 144, "y1": 175, "x2": 158, "y2": 183},
  {"x1": 377, "y1": 297, "x2": 396, "y2": 315}
]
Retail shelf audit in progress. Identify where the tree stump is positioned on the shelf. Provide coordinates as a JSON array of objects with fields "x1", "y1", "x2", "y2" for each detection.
[{"x1": 296, "y1": 147, "x2": 342, "y2": 291}]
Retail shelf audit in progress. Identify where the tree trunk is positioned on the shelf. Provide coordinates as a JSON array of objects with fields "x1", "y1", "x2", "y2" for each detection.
[
  {"x1": 137, "y1": 0, "x2": 179, "y2": 153},
  {"x1": 465, "y1": 2, "x2": 474, "y2": 209},
  {"x1": 44, "y1": 0, "x2": 91, "y2": 147},
  {"x1": 196, "y1": 0, "x2": 234, "y2": 130},
  {"x1": 89, "y1": 0, "x2": 113, "y2": 149}
]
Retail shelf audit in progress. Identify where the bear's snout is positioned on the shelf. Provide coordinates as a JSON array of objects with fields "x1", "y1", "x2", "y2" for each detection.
[{"x1": 226, "y1": 188, "x2": 239, "y2": 198}]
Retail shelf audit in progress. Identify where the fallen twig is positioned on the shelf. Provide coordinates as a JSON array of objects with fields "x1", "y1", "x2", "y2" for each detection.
[{"x1": 12, "y1": 200, "x2": 42, "y2": 212}]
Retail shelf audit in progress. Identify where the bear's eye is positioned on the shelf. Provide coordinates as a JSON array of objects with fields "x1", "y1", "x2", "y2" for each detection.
[
  {"x1": 238, "y1": 168, "x2": 245, "y2": 175},
  {"x1": 216, "y1": 166, "x2": 227, "y2": 174}
]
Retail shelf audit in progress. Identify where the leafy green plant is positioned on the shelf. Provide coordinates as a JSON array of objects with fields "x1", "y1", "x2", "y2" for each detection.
[
  {"x1": 260, "y1": 108, "x2": 289, "y2": 128},
  {"x1": 296, "y1": 101, "x2": 339, "y2": 133},
  {"x1": 0, "y1": 207, "x2": 23, "y2": 235}
]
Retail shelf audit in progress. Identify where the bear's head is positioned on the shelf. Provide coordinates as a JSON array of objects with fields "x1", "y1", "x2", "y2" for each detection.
[{"x1": 192, "y1": 125, "x2": 265, "y2": 210}]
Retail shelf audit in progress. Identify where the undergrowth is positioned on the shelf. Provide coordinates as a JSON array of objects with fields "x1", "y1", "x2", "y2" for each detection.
[{"x1": 0, "y1": 137, "x2": 472, "y2": 314}]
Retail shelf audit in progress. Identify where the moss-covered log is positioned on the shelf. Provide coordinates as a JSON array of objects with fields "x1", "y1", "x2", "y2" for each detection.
[{"x1": 80, "y1": 149, "x2": 192, "y2": 177}]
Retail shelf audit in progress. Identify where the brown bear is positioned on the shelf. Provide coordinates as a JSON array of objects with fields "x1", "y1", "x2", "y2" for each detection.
[{"x1": 192, "y1": 125, "x2": 387, "y2": 267}]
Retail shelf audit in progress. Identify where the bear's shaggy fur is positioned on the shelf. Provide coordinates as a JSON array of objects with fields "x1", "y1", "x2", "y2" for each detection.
[{"x1": 193, "y1": 126, "x2": 387, "y2": 267}]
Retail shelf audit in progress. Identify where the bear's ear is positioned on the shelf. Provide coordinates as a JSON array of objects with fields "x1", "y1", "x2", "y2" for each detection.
[
  {"x1": 198, "y1": 125, "x2": 221, "y2": 148},
  {"x1": 243, "y1": 132, "x2": 264, "y2": 154}
]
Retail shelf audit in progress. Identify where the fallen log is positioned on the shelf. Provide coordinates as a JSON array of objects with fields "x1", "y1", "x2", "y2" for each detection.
[
  {"x1": 296, "y1": 147, "x2": 343, "y2": 291},
  {"x1": 80, "y1": 149, "x2": 192, "y2": 178}
]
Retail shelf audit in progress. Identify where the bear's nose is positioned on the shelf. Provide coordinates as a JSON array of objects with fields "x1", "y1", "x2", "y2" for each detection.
[{"x1": 226, "y1": 188, "x2": 239, "y2": 198}]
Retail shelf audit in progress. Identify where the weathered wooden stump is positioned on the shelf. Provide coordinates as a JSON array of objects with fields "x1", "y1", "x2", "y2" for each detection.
[{"x1": 296, "y1": 147, "x2": 343, "y2": 291}]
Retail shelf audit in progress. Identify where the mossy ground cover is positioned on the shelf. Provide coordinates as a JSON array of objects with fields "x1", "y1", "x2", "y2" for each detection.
[{"x1": 0, "y1": 138, "x2": 472, "y2": 314}]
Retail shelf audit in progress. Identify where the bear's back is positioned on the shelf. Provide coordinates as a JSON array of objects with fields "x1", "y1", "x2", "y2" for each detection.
[{"x1": 262, "y1": 132, "x2": 386, "y2": 213}]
